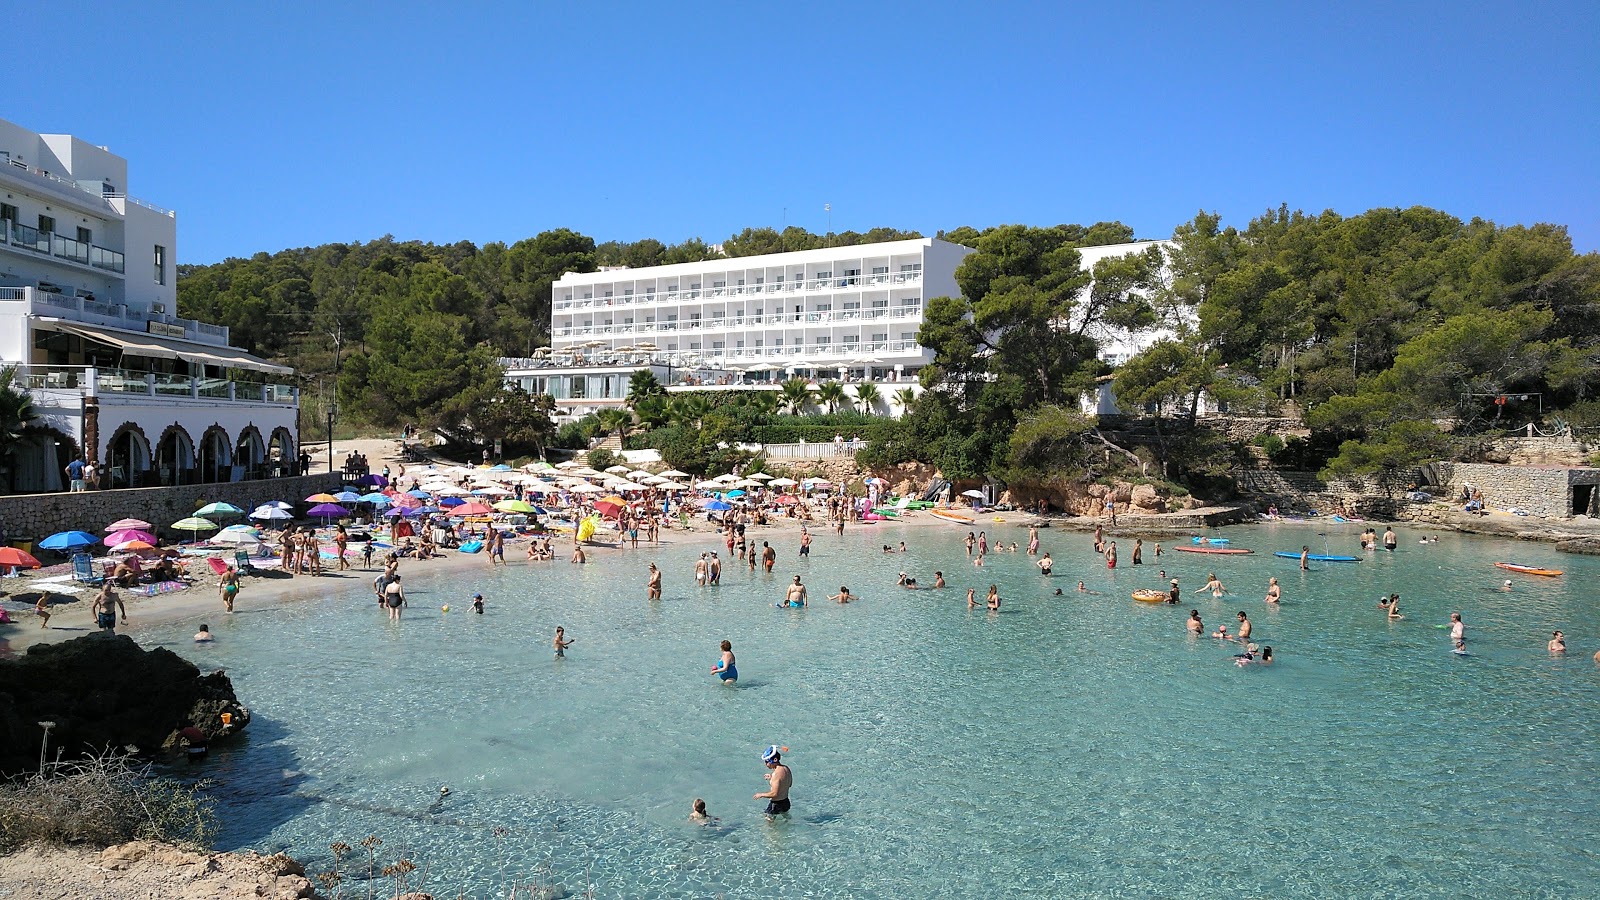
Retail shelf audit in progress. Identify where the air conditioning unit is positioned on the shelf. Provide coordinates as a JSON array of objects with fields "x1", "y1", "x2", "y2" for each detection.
[{"x1": 149, "y1": 302, "x2": 165, "y2": 314}]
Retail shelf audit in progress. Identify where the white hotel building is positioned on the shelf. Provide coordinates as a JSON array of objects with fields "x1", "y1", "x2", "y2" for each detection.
[
  {"x1": 0, "y1": 117, "x2": 300, "y2": 493},
  {"x1": 510, "y1": 238, "x2": 974, "y2": 418}
]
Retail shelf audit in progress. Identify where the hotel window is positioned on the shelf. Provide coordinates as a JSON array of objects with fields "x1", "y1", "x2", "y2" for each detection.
[
  {"x1": 843, "y1": 301, "x2": 860, "y2": 310},
  {"x1": 815, "y1": 303, "x2": 831, "y2": 312},
  {"x1": 843, "y1": 334, "x2": 859, "y2": 344},
  {"x1": 713, "y1": 281, "x2": 725, "y2": 288},
  {"x1": 38, "y1": 215, "x2": 56, "y2": 234},
  {"x1": 814, "y1": 271, "x2": 831, "y2": 279},
  {"x1": 691, "y1": 283, "x2": 701, "y2": 289},
  {"x1": 901, "y1": 332, "x2": 915, "y2": 341},
  {"x1": 872, "y1": 333, "x2": 888, "y2": 342},
  {"x1": 582, "y1": 293, "x2": 592, "y2": 299},
  {"x1": 736, "y1": 279, "x2": 744, "y2": 286},
  {"x1": 77, "y1": 226, "x2": 92, "y2": 243},
  {"x1": 872, "y1": 266, "x2": 888, "y2": 274},
  {"x1": 154, "y1": 244, "x2": 166, "y2": 285},
  {"x1": 712, "y1": 341, "x2": 724, "y2": 349},
  {"x1": 0, "y1": 203, "x2": 16, "y2": 224},
  {"x1": 690, "y1": 342, "x2": 701, "y2": 350},
  {"x1": 754, "y1": 277, "x2": 764, "y2": 284},
  {"x1": 900, "y1": 263, "x2": 922, "y2": 271},
  {"x1": 646, "y1": 287, "x2": 656, "y2": 295},
  {"x1": 872, "y1": 299, "x2": 889, "y2": 308},
  {"x1": 624, "y1": 289, "x2": 633, "y2": 296},
  {"x1": 816, "y1": 337, "x2": 830, "y2": 345}
]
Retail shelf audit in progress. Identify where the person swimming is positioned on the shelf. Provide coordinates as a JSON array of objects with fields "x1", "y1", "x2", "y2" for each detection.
[
  {"x1": 193, "y1": 623, "x2": 214, "y2": 642},
  {"x1": 1549, "y1": 631, "x2": 1566, "y2": 654},
  {"x1": 690, "y1": 797, "x2": 719, "y2": 825},
  {"x1": 712, "y1": 639, "x2": 738, "y2": 683}
]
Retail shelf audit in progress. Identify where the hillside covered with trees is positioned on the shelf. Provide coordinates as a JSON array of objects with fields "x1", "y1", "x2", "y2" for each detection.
[{"x1": 174, "y1": 209, "x2": 1599, "y2": 485}]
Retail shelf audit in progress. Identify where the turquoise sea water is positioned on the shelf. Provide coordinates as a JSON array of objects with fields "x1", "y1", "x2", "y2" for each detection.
[{"x1": 145, "y1": 522, "x2": 1600, "y2": 898}]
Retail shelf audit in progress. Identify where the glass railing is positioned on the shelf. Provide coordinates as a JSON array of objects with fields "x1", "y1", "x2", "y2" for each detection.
[
  {"x1": 11, "y1": 221, "x2": 49, "y2": 253},
  {"x1": 153, "y1": 373, "x2": 191, "y2": 396},
  {"x1": 266, "y1": 384, "x2": 297, "y2": 403},
  {"x1": 89, "y1": 245, "x2": 125, "y2": 273},
  {"x1": 97, "y1": 369, "x2": 152, "y2": 394},
  {"x1": 198, "y1": 378, "x2": 232, "y2": 399},
  {"x1": 51, "y1": 234, "x2": 90, "y2": 265}
]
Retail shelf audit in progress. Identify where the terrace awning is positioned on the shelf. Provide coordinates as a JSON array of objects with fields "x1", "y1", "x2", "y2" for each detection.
[{"x1": 38, "y1": 320, "x2": 292, "y2": 374}]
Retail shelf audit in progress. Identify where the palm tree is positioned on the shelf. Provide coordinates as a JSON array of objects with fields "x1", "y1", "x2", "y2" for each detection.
[
  {"x1": 894, "y1": 387, "x2": 919, "y2": 415},
  {"x1": 778, "y1": 378, "x2": 814, "y2": 415},
  {"x1": 0, "y1": 366, "x2": 38, "y2": 494},
  {"x1": 626, "y1": 369, "x2": 665, "y2": 407},
  {"x1": 853, "y1": 382, "x2": 883, "y2": 415},
  {"x1": 670, "y1": 393, "x2": 710, "y2": 430},
  {"x1": 749, "y1": 391, "x2": 781, "y2": 416},
  {"x1": 633, "y1": 395, "x2": 671, "y2": 430},
  {"x1": 815, "y1": 382, "x2": 848, "y2": 414},
  {"x1": 595, "y1": 408, "x2": 632, "y2": 444}
]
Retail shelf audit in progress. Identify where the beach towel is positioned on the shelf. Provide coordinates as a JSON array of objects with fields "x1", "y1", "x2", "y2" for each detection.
[
  {"x1": 206, "y1": 557, "x2": 230, "y2": 576},
  {"x1": 129, "y1": 580, "x2": 188, "y2": 596}
]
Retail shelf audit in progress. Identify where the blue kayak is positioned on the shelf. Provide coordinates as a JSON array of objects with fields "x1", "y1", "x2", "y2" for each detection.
[{"x1": 1274, "y1": 551, "x2": 1360, "y2": 562}]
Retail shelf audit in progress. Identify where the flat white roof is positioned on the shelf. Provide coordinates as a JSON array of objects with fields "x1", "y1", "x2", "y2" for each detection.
[{"x1": 553, "y1": 238, "x2": 964, "y2": 285}]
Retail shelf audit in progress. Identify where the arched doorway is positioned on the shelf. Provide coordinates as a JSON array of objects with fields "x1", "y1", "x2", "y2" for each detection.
[
  {"x1": 268, "y1": 427, "x2": 296, "y2": 478},
  {"x1": 155, "y1": 423, "x2": 196, "y2": 486},
  {"x1": 235, "y1": 426, "x2": 266, "y2": 479},
  {"x1": 105, "y1": 423, "x2": 152, "y2": 489},
  {"x1": 198, "y1": 425, "x2": 233, "y2": 484}
]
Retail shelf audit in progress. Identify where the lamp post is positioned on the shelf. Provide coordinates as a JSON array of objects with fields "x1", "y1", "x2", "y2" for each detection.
[{"x1": 326, "y1": 402, "x2": 336, "y2": 474}]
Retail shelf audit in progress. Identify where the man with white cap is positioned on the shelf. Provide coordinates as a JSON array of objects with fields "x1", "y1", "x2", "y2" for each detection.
[{"x1": 755, "y1": 745, "x2": 792, "y2": 817}]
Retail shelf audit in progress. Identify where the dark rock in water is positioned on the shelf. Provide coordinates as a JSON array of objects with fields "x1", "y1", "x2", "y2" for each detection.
[
  {"x1": 1556, "y1": 538, "x2": 1600, "y2": 556},
  {"x1": 0, "y1": 633, "x2": 249, "y2": 776}
]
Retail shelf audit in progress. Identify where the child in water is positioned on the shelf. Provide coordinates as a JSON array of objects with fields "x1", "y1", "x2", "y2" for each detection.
[{"x1": 690, "y1": 798, "x2": 718, "y2": 825}]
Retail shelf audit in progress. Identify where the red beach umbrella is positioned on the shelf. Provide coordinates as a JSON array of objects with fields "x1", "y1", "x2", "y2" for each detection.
[
  {"x1": 449, "y1": 501, "x2": 494, "y2": 517},
  {"x1": 0, "y1": 547, "x2": 42, "y2": 569}
]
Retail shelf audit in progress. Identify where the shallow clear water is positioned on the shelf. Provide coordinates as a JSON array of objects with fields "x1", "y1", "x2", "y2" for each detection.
[{"x1": 145, "y1": 522, "x2": 1600, "y2": 898}]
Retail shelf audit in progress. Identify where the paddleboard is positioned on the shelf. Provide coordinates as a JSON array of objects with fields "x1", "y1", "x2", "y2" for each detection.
[
  {"x1": 1274, "y1": 551, "x2": 1361, "y2": 562},
  {"x1": 930, "y1": 510, "x2": 974, "y2": 525},
  {"x1": 1176, "y1": 547, "x2": 1253, "y2": 555},
  {"x1": 1494, "y1": 562, "x2": 1563, "y2": 577}
]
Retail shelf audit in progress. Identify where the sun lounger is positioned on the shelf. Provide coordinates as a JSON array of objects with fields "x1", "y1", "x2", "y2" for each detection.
[{"x1": 71, "y1": 553, "x2": 104, "y2": 585}]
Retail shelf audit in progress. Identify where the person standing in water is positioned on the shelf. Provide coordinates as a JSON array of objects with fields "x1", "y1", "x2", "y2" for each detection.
[
  {"x1": 1383, "y1": 526, "x2": 1398, "y2": 551},
  {"x1": 828, "y1": 586, "x2": 854, "y2": 604},
  {"x1": 1450, "y1": 612, "x2": 1466, "y2": 650},
  {"x1": 1549, "y1": 631, "x2": 1566, "y2": 654},
  {"x1": 755, "y1": 746, "x2": 792, "y2": 817},
  {"x1": 553, "y1": 626, "x2": 574, "y2": 658},
  {"x1": 383, "y1": 575, "x2": 406, "y2": 621},
  {"x1": 1037, "y1": 553, "x2": 1053, "y2": 576},
  {"x1": 1187, "y1": 610, "x2": 1203, "y2": 634},
  {"x1": 218, "y1": 564, "x2": 241, "y2": 613},
  {"x1": 1195, "y1": 573, "x2": 1226, "y2": 598},
  {"x1": 1105, "y1": 541, "x2": 1117, "y2": 570},
  {"x1": 647, "y1": 562, "x2": 663, "y2": 601},
  {"x1": 1264, "y1": 577, "x2": 1281, "y2": 605},
  {"x1": 1299, "y1": 546, "x2": 1310, "y2": 571},
  {"x1": 966, "y1": 588, "x2": 977, "y2": 609},
  {"x1": 712, "y1": 640, "x2": 738, "y2": 683},
  {"x1": 1236, "y1": 611, "x2": 1252, "y2": 642},
  {"x1": 1132, "y1": 538, "x2": 1143, "y2": 565},
  {"x1": 1027, "y1": 526, "x2": 1039, "y2": 556},
  {"x1": 986, "y1": 584, "x2": 1000, "y2": 611},
  {"x1": 783, "y1": 575, "x2": 808, "y2": 607},
  {"x1": 762, "y1": 542, "x2": 777, "y2": 573}
]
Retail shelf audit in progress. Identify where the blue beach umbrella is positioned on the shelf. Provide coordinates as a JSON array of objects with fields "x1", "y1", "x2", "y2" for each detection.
[
  {"x1": 333, "y1": 490, "x2": 362, "y2": 502},
  {"x1": 726, "y1": 489, "x2": 746, "y2": 498},
  {"x1": 415, "y1": 505, "x2": 441, "y2": 515},
  {"x1": 358, "y1": 492, "x2": 392, "y2": 505},
  {"x1": 705, "y1": 500, "x2": 733, "y2": 511},
  {"x1": 384, "y1": 507, "x2": 409, "y2": 518},
  {"x1": 439, "y1": 496, "x2": 466, "y2": 507},
  {"x1": 39, "y1": 530, "x2": 100, "y2": 551},
  {"x1": 489, "y1": 463, "x2": 512, "y2": 471},
  {"x1": 406, "y1": 489, "x2": 431, "y2": 499}
]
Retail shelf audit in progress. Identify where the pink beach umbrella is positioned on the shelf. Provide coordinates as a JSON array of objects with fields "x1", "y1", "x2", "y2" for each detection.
[
  {"x1": 104, "y1": 518, "x2": 153, "y2": 532},
  {"x1": 104, "y1": 529, "x2": 157, "y2": 547}
]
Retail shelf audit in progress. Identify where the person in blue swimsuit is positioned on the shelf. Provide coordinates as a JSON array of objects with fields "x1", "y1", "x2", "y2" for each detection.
[{"x1": 712, "y1": 640, "x2": 738, "y2": 684}]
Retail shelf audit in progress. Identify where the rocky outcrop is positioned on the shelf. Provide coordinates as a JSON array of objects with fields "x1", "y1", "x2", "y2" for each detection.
[
  {"x1": 1002, "y1": 480, "x2": 1200, "y2": 516},
  {"x1": 0, "y1": 634, "x2": 249, "y2": 776}
]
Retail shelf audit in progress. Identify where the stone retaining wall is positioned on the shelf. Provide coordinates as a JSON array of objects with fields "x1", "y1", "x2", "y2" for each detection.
[
  {"x1": 1434, "y1": 463, "x2": 1600, "y2": 518},
  {"x1": 0, "y1": 473, "x2": 343, "y2": 547}
]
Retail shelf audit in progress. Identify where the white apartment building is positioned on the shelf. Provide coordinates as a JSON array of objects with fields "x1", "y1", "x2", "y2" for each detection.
[{"x1": 0, "y1": 117, "x2": 300, "y2": 493}]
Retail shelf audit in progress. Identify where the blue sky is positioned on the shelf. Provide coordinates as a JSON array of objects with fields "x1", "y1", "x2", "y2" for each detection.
[{"x1": 11, "y1": 1, "x2": 1598, "y2": 262}]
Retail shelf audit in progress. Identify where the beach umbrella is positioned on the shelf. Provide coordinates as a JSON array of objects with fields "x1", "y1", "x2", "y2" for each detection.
[
  {"x1": 414, "y1": 505, "x2": 441, "y2": 515},
  {"x1": 384, "y1": 507, "x2": 410, "y2": 518},
  {"x1": 489, "y1": 464, "x2": 512, "y2": 472},
  {"x1": 109, "y1": 539, "x2": 157, "y2": 554},
  {"x1": 355, "y1": 474, "x2": 389, "y2": 488},
  {"x1": 864, "y1": 477, "x2": 888, "y2": 486},
  {"x1": 768, "y1": 477, "x2": 798, "y2": 487},
  {"x1": 406, "y1": 489, "x2": 431, "y2": 499},
  {"x1": 774, "y1": 495, "x2": 799, "y2": 506},
  {"x1": 393, "y1": 493, "x2": 423, "y2": 509},
  {"x1": 656, "y1": 480, "x2": 688, "y2": 490},
  {"x1": 306, "y1": 503, "x2": 350, "y2": 521},
  {"x1": 715, "y1": 474, "x2": 741, "y2": 483},
  {"x1": 629, "y1": 470, "x2": 655, "y2": 480},
  {"x1": 726, "y1": 489, "x2": 746, "y2": 498},
  {"x1": 472, "y1": 486, "x2": 514, "y2": 496},
  {"x1": 210, "y1": 529, "x2": 265, "y2": 547},
  {"x1": 567, "y1": 483, "x2": 602, "y2": 494},
  {"x1": 250, "y1": 505, "x2": 292, "y2": 521},
  {"x1": 960, "y1": 489, "x2": 985, "y2": 499},
  {"x1": 171, "y1": 516, "x2": 219, "y2": 539},
  {"x1": 195, "y1": 501, "x2": 244, "y2": 517},
  {"x1": 660, "y1": 469, "x2": 690, "y2": 478},
  {"x1": 358, "y1": 492, "x2": 393, "y2": 505},
  {"x1": 747, "y1": 472, "x2": 774, "y2": 481},
  {"x1": 264, "y1": 500, "x2": 294, "y2": 510},
  {"x1": 604, "y1": 465, "x2": 632, "y2": 474},
  {"x1": 695, "y1": 480, "x2": 723, "y2": 490},
  {"x1": 705, "y1": 500, "x2": 733, "y2": 511},
  {"x1": 493, "y1": 499, "x2": 537, "y2": 514},
  {"x1": 305, "y1": 492, "x2": 340, "y2": 503},
  {"x1": 439, "y1": 496, "x2": 466, "y2": 507},
  {"x1": 38, "y1": 530, "x2": 100, "y2": 552},
  {"x1": 104, "y1": 529, "x2": 157, "y2": 547},
  {"x1": 333, "y1": 490, "x2": 363, "y2": 502},
  {"x1": 593, "y1": 499, "x2": 625, "y2": 519},
  {"x1": 449, "y1": 501, "x2": 495, "y2": 517},
  {"x1": 104, "y1": 517, "x2": 153, "y2": 532},
  {"x1": 0, "y1": 547, "x2": 41, "y2": 569},
  {"x1": 221, "y1": 523, "x2": 260, "y2": 533}
]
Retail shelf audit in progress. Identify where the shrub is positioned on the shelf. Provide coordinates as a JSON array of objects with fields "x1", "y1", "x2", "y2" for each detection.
[
  {"x1": 0, "y1": 748, "x2": 216, "y2": 852},
  {"x1": 586, "y1": 448, "x2": 620, "y2": 471}
]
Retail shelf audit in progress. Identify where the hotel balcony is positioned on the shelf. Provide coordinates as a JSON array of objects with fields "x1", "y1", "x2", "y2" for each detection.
[
  {"x1": 2, "y1": 218, "x2": 125, "y2": 275},
  {"x1": 551, "y1": 304, "x2": 925, "y2": 339},
  {"x1": 0, "y1": 285, "x2": 229, "y2": 346},
  {"x1": 12, "y1": 364, "x2": 299, "y2": 406},
  {"x1": 552, "y1": 270, "x2": 923, "y2": 311}
]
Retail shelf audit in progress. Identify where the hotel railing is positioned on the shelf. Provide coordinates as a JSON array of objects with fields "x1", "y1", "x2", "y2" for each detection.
[
  {"x1": 552, "y1": 271, "x2": 923, "y2": 310},
  {"x1": 7, "y1": 365, "x2": 299, "y2": 405}
]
